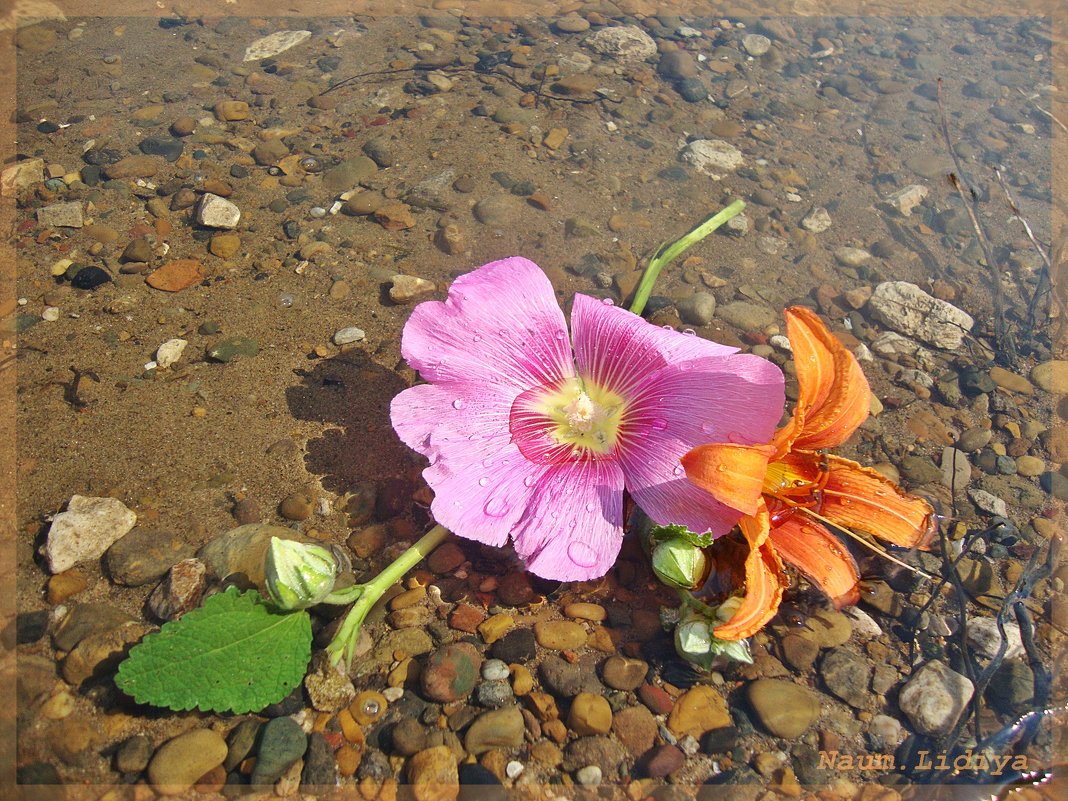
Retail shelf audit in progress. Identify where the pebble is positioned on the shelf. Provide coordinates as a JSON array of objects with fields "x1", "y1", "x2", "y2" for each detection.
[
  {"x1": 716, "y1": 301, "x2": 776, "y2": 331},
  {"x1": 746, "y1": 679, "x2": 821, "y2": 738},
  {"x1": 677, "y1": 291, "x2": 716, "y2": 326},
  {"x1": 835, "y1": 246, "x2": 871, "y2": 267},
  {"x1": 146, "y1": 558, "x2": 206, "y2": 620},
  {"x1": 533, "y1": 619, "x2": 587, "y2": 650},
  {"x1": 1016, "y1": 455, "x2": 1044, "y2": 476},
  {"x1": 473, "y1": 195, "x2": 521, "y2": 226},
  {"x1": 867, "y1": 281, "x2": 974, "y2": 350},
  {"x1": 420, "y1": 642, "x2": 482, "y2": 702},
  {"x1": 407, "y1": 745, "x2": 459, "y2": 801},
  {"x1": 196, "y1": 193, "x2": 241, "y2": 229},
  {"x1": 801, "y1": 206, "x2": 832, "y2": 233},
  {"x1": 139, "y1": 136, "x2": 183, "y2": 163},
  {"x1": 206, "y1": 336, "x2": 260, "y2": 362},
  {"x1": 323, "y1": 156, "x2": 378, "y2": 193},
  {"x1": 601, "y1": 655, "x2": 648, "y2": 691},
  {"x1": 489, "y1": 628, "x2": 535, "y2": 662},
  {"x1": 213, "y1": 100, "x2": 250, "y2": 121},
  {"x1": 476, "y1": 612, "x2": 511, "y2": 642},
  {"x1": 988, "y1": 366, "x2": 1033, "y2": 394},
  {"x1": 155, "y1": 338, "x2": 187, "y2": 369},
  {"x1": 243, "y1": 30, "x2": 312, "y2": 62},
  {"x1": 481, "y1": 659, "x2": 510, "y2": 681},
  {"x1": 819, "y1": 649, "x2": 872, "y2": 708},
  {"x1": 641, "y1": 744, "x2": 685, "y2": 779},
  {"x1": 1031, "y1": 360, "x2": 1068, "y2": 394},
  {"x1": 464, "y1": 705, "x2": 525, "y2": 755},
  {"x1": 428, "y1": 541, "x2": 465, "y2": 573},
  {"x1": 2, "y1": 158, "x2": 44, "y2": 195},
  {"x1": 584, "y1": 25, "x2": 657, "y2": 63},
  {"x1": 374, "y1": 202, "x2": 416, "y2": 231},
  {"x1": 986, "y1": 660, "x2": 1035, "y2": 714},
  {"x1": 333, "y1": 326, "x2": 366, "y2": 346},
  {"x1": 208, "y1": 233, "x2": 241, "y2": 258},
  {"x1": 115, "y1": 734, "x2": 153, "y2": 773},
  {"x1": 554, "y1": 15, "x2": 590, "y2": 33},
  {"x1": 105, "y1": 527, "x2": 193, "y2": 586},
  {"x1": 476, "y1": 680, "x2": 513, "y2": 708},
  {"x1": 898, "y1": 660, "x2": 974, "y2": 737},
  {"x1": 538, "y1": 655, "x2": 592, "y2": 697},
  {"x1": 567, "y1": 692, "x2": 613, "y2": 735},
  {"x1": 37, "y1": 201, "x2": 84, "y2": 228},
  {"x1": 612, "y1": 705, "x2": 657, "y2": 757},
  {"x1": 251, "y1": 716, "x2": 308, "y2": 786},
  {"x1": 146, "y1": 259, "x2": 206, "y2": 292},
  {"x1": 553, "y1": 74, "x2": 598, "y2": 96},
  {"x1": 563, "y1": 736, "x2": 626, "y2": 775},
  {"x1": 343, "y1": 190, "x2": 384, "y2": 216},
  {"x1": 170, "y1": 117, "x2": 196, "y2": 136},
  {"x1": 658, "y1": 49, "x2": 699, "y2": 80},
  {"x1": 390, "y1": 274, "x2": 436, "y2": 303},
  {"x1": 104, "y1": 155, "x2": 159, "y2": 179},
  {"x1": 881, "y1": 184, "x2": 928, "y2": 216},
  {"x1": 147, "y1": 729, "x2": 228, "y2": 795},
  {"x1": 679, "y1": 139, "x2": 745, "y2": 179},
  {"x1": 71, "y1": 266, "x2": 111, "y2": 290},
  {"x1": 45, "y1": 495, "x2": 137, "y2": 574},
  {"x1": 965, "y1": 617, "x2": 1024, "y2": 659},
  {"x1": 575, "y1": 765, "x2": 602, "y2": 786},
  {"x1": 667, "y1": 685, "x2": 731, "y2": 739},
  {"x1": 301, "y1": 732, "x2": 336, "y2": 786},
  {"x1": 62, "y1": 620, "x2": 150, "y2": 685}
]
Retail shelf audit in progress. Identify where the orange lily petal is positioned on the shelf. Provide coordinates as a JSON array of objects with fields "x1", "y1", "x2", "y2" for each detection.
[
  {"x1": 713, "y1": 500, "x2": 787, "y2": 640},
  {"x1": 818, "y1": 454, "x2": 937, "y2": 550},
  {"x1": 768, "y1": 513, "x2": 861, "y2": 609},
  {"x1": 781, "y1": 306, "x2": 871, "y2": 452},
  {"x1": 682, "y1": 443, "x2": 776, "y2": 516}
]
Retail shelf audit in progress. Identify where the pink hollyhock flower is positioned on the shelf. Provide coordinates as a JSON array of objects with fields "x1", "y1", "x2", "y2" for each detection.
[{"x1": 390, "y1": 257, "x2": 785, "y2": 581}]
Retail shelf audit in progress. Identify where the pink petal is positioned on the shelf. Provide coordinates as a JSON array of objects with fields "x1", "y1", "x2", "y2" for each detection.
[
  {"x1": 391, "y1": 383, "x2": 538, "y2": 548},
  {"x1": 400, "y1": 257, "x2": 575, "y2": 391},
  {"x1": 510, "y1": 458, "x2": 626, "y2": 582},
  {"x1": 616, "y1": 354, "x2": 785, "y2": 535},
  {"x1": 508, "y1": 383, "x2": 579, "y2": 465},
  {"x1": 571, "y1": 294, "x2": 739, "y2": 399}
]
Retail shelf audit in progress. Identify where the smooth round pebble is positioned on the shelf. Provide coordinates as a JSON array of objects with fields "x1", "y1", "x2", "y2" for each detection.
[
  {"x1": 576, "y1": 765, "x2": 602, "y2": 786},
  {"x1": 481, "y1": 659, "x2": 510, "y2": 681}
]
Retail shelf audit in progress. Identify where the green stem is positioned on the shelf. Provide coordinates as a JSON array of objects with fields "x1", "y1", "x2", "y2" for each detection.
[
  {"x1": 628, "y1": 199, "x2": 746, "y2": 316},
  {"x1": 677, "y1": 588, "x2": 719, "y2": 618},
  {"x1": 326, "y1": 524, "x2": 451, "y2": 668}
]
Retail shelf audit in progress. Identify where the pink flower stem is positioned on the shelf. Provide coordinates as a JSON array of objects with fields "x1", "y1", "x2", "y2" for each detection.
[
  {"x1": 629, "y1": 199, "x2": 746, "y2": 316},
  {"x1": 326, "y1": 524, "x2": 450, "y2": 668}
]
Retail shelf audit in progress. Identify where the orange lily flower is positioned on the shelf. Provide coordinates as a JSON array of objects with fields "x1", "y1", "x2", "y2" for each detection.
[{"x1": 682, "y1": 306, "x2": 935, "y2": 640}]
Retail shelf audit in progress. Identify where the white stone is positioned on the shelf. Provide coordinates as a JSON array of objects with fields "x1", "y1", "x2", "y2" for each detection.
[
  {"x1": 940, "y1": 446, "x2": 971, "y2": 490},
  {"x1": 196, "y1": 193, "x2": 241, "y2": 229},
  {"x1": 45, "y1": 495, "x2": 137, "y2": 573},
  {"x1": 724, "y1": 212, "x2": 749, "y2": 236},
  {"x1": 742, "y1": 33, "x2": 771, "y2": 56},
  {"x1": 332, "y1": 326, "x2": 366, "y2": 346},
  {"x1": 898, "y1": 660, "x2": 974, "y2": 737},
  {"x1": 505, "y1": 761, "x2": 524, "y2": 779},
  {"x1": 882, "y1": 184, "x2": 929, "y2": 217},
  {"x1": 389, "y1": 274, "x2": 436, "y2": 304},
  {"x1": 2, "y1": 157, "x2": 44, "y2": 196},
  {"x1": 868, "y1": 714, "x2": 904, "y2": 750},
  {"x1": 36, "y1": 201, "x2": 83, "y2": 228},
  {"x1": 42, "y1": 306, "x2": 60, "y2": 322},
  {"x1": 155, "y1": 338, "x2": 188, "y2": 368},
  {"x1": 243, "y1": 30, "x2": 312, "y2": 62},
  {"x1": 968, "y1": 487, "x2": 1008, "y2": 517},
  {"x1": 801, "y1": 206, "x2": 832, "y2": 233},
  {"x1": 583, "y1": 26, "x2": 657, "y2": 63},
  {"x1": 680, "y1": 139, "x2": 744, "y2": 180},
  {"x1": 834, "y1": 246, "x2": 871, "y2": 267},
  {"x1": 843, "y1": 606, "x2": 883, "y2": 639},
  {"x1": 575, "y1": 765, "x2": 602, "y2": 786},
  {"x1": 867, "y1": 281, "x2": 974, "y2": 350},
  {"x1": 966, "y1": 617, "x2": 1024, "y2": 660}
]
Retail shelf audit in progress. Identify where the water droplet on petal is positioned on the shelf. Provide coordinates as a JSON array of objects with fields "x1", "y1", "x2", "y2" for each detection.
[
  {"x1": 478, "y1": 477, "x2": 488, "y2": 487},
  {"x1": 473, "y1": 334, "x2": 482, "y2": 342},
  {"x1": 523, "y1": 475, "x2": 536, "y2": 487},
  {"x1": 683, "y1": 328, "x2": 696, "y2": 336},
  {"x1": 650, "y1": 417, "x2": 668, "y2": 431},
  {"x1": 555, "y1": 330, "x2": 567, "y2": 340},
  {"x1": 584, "y1": 502, "x2": 596, "y2": 512},
  {"x1": 673, "y1": 465, "x2": 684, "y2": 476},
  {"x1": 601, "y1": 298, "x2": 615, "y2": 306},
  {"x1": 567, "y1": 541, "x2": 598, "y2": 567},
  {"x1": 727, "y1": 431, "x2": 745, "y2": 444},
  {"x1": 662, "y1": 324, "x2": 674, "y2": 331},
  {"x1": 484, "y1": 498, "x2": 509, "y2": 517},
  {"x1": 452, "y1": 399, "x2": 464, "y2": 410}
]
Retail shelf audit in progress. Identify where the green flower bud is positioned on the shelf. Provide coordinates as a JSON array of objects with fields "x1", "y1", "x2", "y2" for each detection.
[
  {"x1": 674, "y1": 605, "x2": 753, "y2": 669},
  {"x1": 264, "y1": 537, "x2": 339, "y2": 610},
  {"x1": 651, "y1": 538, "x2": 708, "y2": 590}
]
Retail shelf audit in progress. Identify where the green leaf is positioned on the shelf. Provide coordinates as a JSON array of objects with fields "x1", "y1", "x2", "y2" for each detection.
[
  {"x1": 648, "y1": 523, "x2": 715, "y2": 548},
  {"x1": 115, "y1": 587, "x2": 312, "y2": 714}
]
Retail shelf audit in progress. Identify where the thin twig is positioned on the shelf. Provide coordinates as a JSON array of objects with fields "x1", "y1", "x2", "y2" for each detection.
[
  {"x1": 936, "y1": 78, "x2": 1019, "y2": 368},
  {"x1": 1016, "y1": 87, "x2": 1068, "y2": 134},
  {"x1": 994, "y1": 168, "x2": 1065, "y2": 334}
]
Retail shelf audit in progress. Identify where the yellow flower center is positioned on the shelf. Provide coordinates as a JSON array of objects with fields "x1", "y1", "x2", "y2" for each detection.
[{"x1": 543, "y1": 377, "x2": 624, "y2": 456}]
